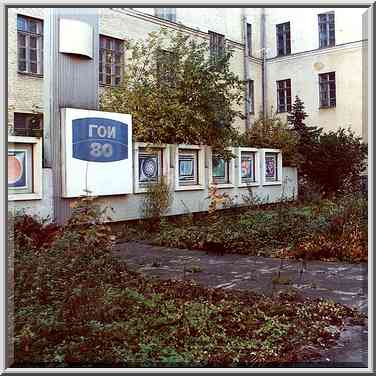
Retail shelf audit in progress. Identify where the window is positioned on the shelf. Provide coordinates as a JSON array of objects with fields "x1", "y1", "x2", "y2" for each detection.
[
  {"x1": 156, "y1": 49, "x2": 177, "y2": 86},
  {"x1": 138, "y1": 148, "x2": 162, "y2": 185},
  {"x1": 246, "y1": 23, "x2": 252, "y2": 56},
  {"x1": 265, "y1": 152, "x2": 278, "y2": 182},
  {"x1": 241, "y1": 152, "x2": 255, "y2": 183},
  {"x1": 14, "y1": 113, "x2": 43, "y2": 137},
  {"x1": 319, "y1": 72, "x2": 336, "y2": 108},
  {"x1": 212, "y1": 156, "x2": 230, "y2": 185},
  {"x1": 318, "y1": 12, "x2": 335, "y2": 48},
  {"x1": 209, "y1": 31, "x2": 225, "y2": 60},
  {"x1": 247, "y1": 80, "x2": 255, "y2": 114},
  {"x1": 154, "y1": 8, "x2": 176, "y2": 22},
  {"x1": 17, "y1": 15, "x2": 43, "y2": 75},
  {"x1": 178, "y1": 150, "x2": 198, "y2": 186},
  {"x1": 276, "y1": 22, "x2": 291, "y2": 56},
  {"x1": 99, "y1": 35, "x2": 124, "y2": 86},
  {"x1": 276, "y1": 79, "x2": 292, "y2": 113}
]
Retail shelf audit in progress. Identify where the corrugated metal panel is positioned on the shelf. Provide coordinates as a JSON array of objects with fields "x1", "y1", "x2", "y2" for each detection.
[{"x1": 44, "y1": 8, "x2": 99, "y2": 224}]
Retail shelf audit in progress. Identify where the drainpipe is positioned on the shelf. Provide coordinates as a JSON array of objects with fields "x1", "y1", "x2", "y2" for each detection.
[
  {"x1": 261, "y1": 8, "x2": 267, "y2": 118},
  {"x1": 242, "y1": 9, "x2": 250, "y2": 130}
]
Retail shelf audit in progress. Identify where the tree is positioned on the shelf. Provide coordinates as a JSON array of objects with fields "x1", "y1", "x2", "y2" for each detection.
[
  {"x1": 287, "y1": 96, "x2": 322, "y2": 174},
  {"x1": 100, "y1": 28, "x2": 244, "y2": 154},
  {"x1": 237, "y1": 114, "x2": 300, "y2": 167},
  {"x1": 288, "y1": 96, "x2": 367, "y2": 196}
]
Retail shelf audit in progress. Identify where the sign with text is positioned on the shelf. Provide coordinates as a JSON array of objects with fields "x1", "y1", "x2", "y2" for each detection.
[
  {"x1": 72, "y1": 117, "x2": 128, "y2": 162},
  {"x1": 61, "y1": 108, "x2": 133, "y2": 197}
]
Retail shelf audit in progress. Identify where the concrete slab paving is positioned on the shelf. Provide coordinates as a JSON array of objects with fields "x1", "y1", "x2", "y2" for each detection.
[{"x1": 113, "y1": 240, "x2": 368, "y2": 368}]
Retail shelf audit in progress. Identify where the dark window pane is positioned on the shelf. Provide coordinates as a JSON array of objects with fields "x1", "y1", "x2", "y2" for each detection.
[
  {"x1": 18, "y1": 34, "x2": 26, "y2": 47},
  {"x1": 106, "y1": 75, "x2": 111, "y2": 85},
  {"x1": 18, "y1": 60, "x2": 26, "y2": 71},
  {"x1": 99, "y1": 63, "x2": 103, "y2": 73},
  {"x1": 28, "y1": 20, "x2": 37, "y2": 33},
  {"x1": 106, "y1": 65, "x2": 111, "y2": 74},
  {"x1": 115, "y1": 76, "x2": 121, "y2": 85},
  {"x1": 30, "y1": 49, "x2": 37, "y2": 61},
  {"x1": 17, "y1": 16, "x2": 27, "y2": 31},
  {"x1": 115, "y1": 66, "x2": 121, "y2": 75},
  {"x1": 99, "y1": 73, "x2": 103, "y2": 82},
  {"x1": 30, "y1": 62, "x2": 37, "y2": 73},
  {"x1": 30, "y1": 36, "x2": 37, "y2": 48},
  {"x1": 18, "y1": 48, "x2": 26, "y2": 60}
]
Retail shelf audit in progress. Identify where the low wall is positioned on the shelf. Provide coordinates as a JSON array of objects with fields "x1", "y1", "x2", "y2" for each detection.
[
  {"x1": 8, "y1": 143, "x2": 298, "y2": 223},
  {"x1": 8, "y1": 168, "x2": 54, "y2": 221},
  {"x1": 97, "y1": 166, "x2": 298, "y2": 222}
]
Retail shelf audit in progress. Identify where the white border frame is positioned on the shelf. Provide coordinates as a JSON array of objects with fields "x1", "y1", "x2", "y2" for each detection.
[
  {"x1": 175, "y1": 144, "x2": 205, "y2": 191},
  {"x1": 8, "y1": 136, "x2": 43, "y2": 201},
  {"x1": 260, "y1": 148, "x2": 283, "y2": 186},
  {"x1": 238, "y1": 147, "x2": 261, "y2": 187},
  {"x1": 133, "y1": 142, "x2": 171, "y2": 194},
  {"x1": 208, "y1": 146, "x2": 236, "y2": 188}
]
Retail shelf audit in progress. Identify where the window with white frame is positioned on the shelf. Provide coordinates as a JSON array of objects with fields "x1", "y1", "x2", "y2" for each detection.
[
  {"x1": 17, "y1": 15, "x2": 43, "y2": 75},
  {"x1": 138, "y1": 148, "x2": 162, "y2": 186},
  {"x1": 276, "y1": 22, "x2": 291, "y2": 56},
  {"x1": 99, "y1": 35, "x2": 124, "y2": 86},
  {"x1": 241, "y1": 151, "x2": 256, "y2": 183},
  {"x1": 154, "y1": 8, "x2": 176, "y2": 22},
  {"x1": 265, "y1": 152, "x2": 279, "y2": 182},
  {"x1": 247, "y1": 80, "x2": 255, "y2": 114},
  {"x1": 178, "y1": 150, "x2": 198, "y2": 186},
  {"x1": 212, "y1": 155, "x2": 230, "y2": 185},
  {"x1": 318, "y1": 12, "x2": 335, "y2": 48},
  {"x1": 277, "y1": 79, "x2": 292, "y2": 113},
  {"x1": 319, "y1": 72, "x2": 336, "y2": 108}
]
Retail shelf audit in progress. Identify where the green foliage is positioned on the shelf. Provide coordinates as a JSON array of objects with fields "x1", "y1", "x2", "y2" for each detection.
[
  {"x1": 100, "y1": 28, "x2": 244, "y2": 153},
  {"x1": 156, "y1": 193, "x2": 367, "y2": 262},
  {"x1": 13, "y1": 206, "x2": 365, "y2": 367},
  {"x1": 237, "y1": 114, "x2": 300, "y2": 167},
  {"x1": 140, "y1": 177, "x2": 173, "y2": 225},
  {"x1": 309, "y1": 128, "x2": 367, "y2": 195},
  {"x1": 288, "y1": 96, "x2": 367, "y2": 196}
]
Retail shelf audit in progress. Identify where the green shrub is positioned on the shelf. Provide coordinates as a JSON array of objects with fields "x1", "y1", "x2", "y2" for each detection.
[
  {"x1": 237, "y1": 114, "x2": 300, "y2": 167},
  {"x1": 140, "y1": 178, "x2": 173, "y2": 228}
]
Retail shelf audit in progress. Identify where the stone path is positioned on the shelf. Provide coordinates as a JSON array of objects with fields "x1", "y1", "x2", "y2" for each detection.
[{"x1": 113, "y1": 241, "x2": 368, "y2": 368}]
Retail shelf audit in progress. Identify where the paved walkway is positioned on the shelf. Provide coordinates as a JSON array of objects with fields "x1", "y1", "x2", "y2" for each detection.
[{"x1": 113, "y1": 241, "x2": 368, "y2": 367}]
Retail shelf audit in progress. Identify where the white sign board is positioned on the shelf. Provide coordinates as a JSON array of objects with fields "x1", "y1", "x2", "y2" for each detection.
[{"x1": 61, "y1": 108, "x2": 133, "y2": 197}]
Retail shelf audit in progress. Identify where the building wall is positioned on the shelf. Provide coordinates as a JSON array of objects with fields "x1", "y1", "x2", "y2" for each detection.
[
  {"x1": 266, "y1": 43, "x2": 364, "y2": 135},
  {"x1": 7, "y1": 8, "x2": 46, "y2": 133},
  {"x1": 264, "y1": 8, "x2": 366, "y2": 137},
  {"x1": 7, "y1": 7, "x2": 367, "y2": 221},
  {"x1": 264, "y1": 8, "x2": 365, "y2": 58}
]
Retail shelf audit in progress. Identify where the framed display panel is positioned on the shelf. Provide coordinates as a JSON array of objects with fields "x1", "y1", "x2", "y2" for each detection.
[
  {"x1": 261, "y1": 149, "x2": 283, "y2": 186},
  {"x1": 8, "y1": 136, "x2": 42, "y2": 201},
  {"x1": 179, "y1": 150, "x2": 198, "y2": 185},
  {"x1": 238, "y1": 147, "x2": 260, "y2": 187},
  {"x1": 208, "y1": 148, "x2": 235, "y2": 188},
  {"x1": 133, "y1": 142, "x2": 170, "y2": 193},
  {"x1": 175, "y1": 145, "x2": 205, "y2": 191},
  {"x1": 61, "y1": 108, "x2": 133, "y2": 197}
]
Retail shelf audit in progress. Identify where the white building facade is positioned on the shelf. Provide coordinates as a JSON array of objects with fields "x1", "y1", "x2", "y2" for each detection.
[{"x1": 7, "y1": 7, "x2": 369, "y2": 221}]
